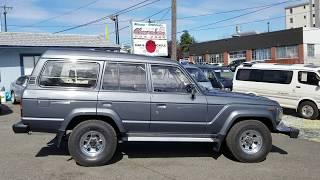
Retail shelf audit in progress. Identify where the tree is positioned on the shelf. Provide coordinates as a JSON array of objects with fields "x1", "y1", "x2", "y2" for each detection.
[{"x1": 179, "y1": 31, "x2": 196, "y2": 55}]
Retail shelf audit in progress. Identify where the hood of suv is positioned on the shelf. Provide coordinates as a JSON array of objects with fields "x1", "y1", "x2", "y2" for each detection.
[{"x1": 204, "y1": 89, "x2": 279, "y2": 107}]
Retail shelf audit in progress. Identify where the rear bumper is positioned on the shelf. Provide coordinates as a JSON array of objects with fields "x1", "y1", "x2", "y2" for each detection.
[
  {"x1": 276, "y1": 122, "x2": 299, "y2": 138},
  {"x1": 12, "y1": 121, "x2": 29, "y2": 133}
]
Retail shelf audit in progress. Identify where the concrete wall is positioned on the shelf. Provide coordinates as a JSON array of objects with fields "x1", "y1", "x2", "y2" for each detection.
[
  {"x1": 0, "y1": 47, "x2": 48, "y2": 91},
  {"x1": 286, "y1": 4, "x2": 310, "y2": 29},
  {"x1": 303, "y1": 28, "x2": 320, "y2": 64}
]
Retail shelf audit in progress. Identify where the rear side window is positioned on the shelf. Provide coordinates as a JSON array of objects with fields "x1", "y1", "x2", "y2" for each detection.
[
  {"x1": 298, "y1": 71, "x2": 320, "y2": 86},
  {"x1": 102, "y1": 63, "x2": 147, "y2": 92},
  {"x1": 236, "y1": 69, "x2": 293, "y2": 84},
  {"x1": 39, "y1": 61, "x2": 99, "y2": 88}
]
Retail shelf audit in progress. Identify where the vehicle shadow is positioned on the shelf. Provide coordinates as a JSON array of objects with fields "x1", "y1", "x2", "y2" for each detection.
[
  {"x1": 0, "y1": 104, "x2": 13, "y2": 116},
  {"x1": 283, "y1": 108, "x2": 299, "y2": 117},
  {"x1": 35, "y1": 137, "x2": 288, "y2": 164}
]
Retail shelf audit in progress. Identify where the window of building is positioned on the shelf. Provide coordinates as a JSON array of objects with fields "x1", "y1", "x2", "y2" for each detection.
[
  {"x1": 236, "y1": 69, "x2": 293, "y2": 84},
  {"x1": 151, "y1": 65, "x2": 191, "y2": 93},
  {"x1": 193, "y1": 55, "x2": 206, "y2": 64},
  {"x1": 102, "y1": 63, "x2": 147, "y2": 92},
  {"x1": 313, "y1": 4, "x2": 315, "y2": 7},
  {"x1": 276, "y1": 45, "x2": 298, "y2": 59},
  {"x1": 304, "y1": 5, "x2": 306, "y2": 9},
  {"x1": 39, "y1": 61, "x2": 99, "y2": 88},
  {"x1": 304, "y1": 15, "x2": 306, "y2": 19},
  {"x1": 314, "y1": 24, "x2": 316, "y2": 27},
  {"x1": 290, "y1": 8, "x2": 293, "y2": 14},
  {"x1": 307, "y1": 44, "x2": 315, "y2": 57},
  {"x1": 21, "y1": 55, "x2": 41, "y2": 75},
  {"x1": 313, "y1": 14, "x2": 316, "y2": 17},
  {"x1": 298, "y1": 71, "x2": 320, "y2": 86},
  {"x1": 289, "y1": 18, "x2": 293, "y2": 23},
  {"x1": 252, "y1": 48, "x2": 271, "y2": 60},
  {"x1": 229, "y1": 51, "x2": 246, "y2": 61},
  {"x1": 208, "y1": 53, "x2": 224, "y2": 64}
]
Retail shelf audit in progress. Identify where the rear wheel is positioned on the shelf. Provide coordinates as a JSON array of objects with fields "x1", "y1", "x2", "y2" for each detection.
[
  {"x1": 226, "y1": 120, "x2": 272, "y2": 163},
  {"x1": 298, "y1": 101, "x2": 319, "y2": 120},
  {"x1": 68, "y1": 120, "x2": 117, "y2": 166}
]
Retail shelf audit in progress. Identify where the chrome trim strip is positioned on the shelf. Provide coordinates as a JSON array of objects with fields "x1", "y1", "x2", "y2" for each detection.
[
  {"x1": 126, "y1": 137, "x2": 216, "y2": 142},
  {"x1": 122, "y1": 120, "x2": 207, "y2": 125},
  {"x1": 22, "y1": 117, "x2": 64, "y2": 121}
]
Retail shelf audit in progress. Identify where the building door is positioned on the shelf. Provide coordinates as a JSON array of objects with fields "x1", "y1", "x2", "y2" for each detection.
[{"x1": 21, "y1": 55, "x2": 41, "y2": 75}]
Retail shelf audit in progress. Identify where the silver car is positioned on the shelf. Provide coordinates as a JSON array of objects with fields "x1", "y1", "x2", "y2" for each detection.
[{"x1": 10, "y1": 75, "x2": 29, "y2": 103}]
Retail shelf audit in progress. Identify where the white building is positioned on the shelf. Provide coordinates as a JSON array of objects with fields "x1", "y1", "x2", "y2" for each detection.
[
  {"x1": 0, "y1": 32, "x2": 119, "y2": 92},
  {"x1": 285, "y1": 0, "x2": 320, "y2": 29}
]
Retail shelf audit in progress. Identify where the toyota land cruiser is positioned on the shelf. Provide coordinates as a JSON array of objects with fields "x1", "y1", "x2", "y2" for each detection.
[{"x1": 13, "y1": 50, "x2": 299, "y2": 166}]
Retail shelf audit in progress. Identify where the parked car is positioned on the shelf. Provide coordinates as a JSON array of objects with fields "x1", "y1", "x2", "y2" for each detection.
[
  {"x1": 233, "y1": 63, "x2": 320, "y2": 120},
  {"x1": 183, "y1": 65, "x2": 214, "y2": 90},
  {"x1": 229, "y1": 59, "x2": 246, "y2": 72},
  {"x1": 13, "y1": 50, "x2": 298, "y2": 166},
  {"x1": 196, "y1": 65, "x2": 234, "y2": 91},
  {"x1": 10, "y1": 75, "x2": 29, "y2": 104}
]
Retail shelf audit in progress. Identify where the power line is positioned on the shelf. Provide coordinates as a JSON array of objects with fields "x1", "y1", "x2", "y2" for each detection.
[
  {"x1": 53, "y1": 0, "x2": 159, "y2": 34},
  {"x1": 184, "y1": 0, "x2": 303, "y2": 32},
  {"x1": 18, "y1": 0, "x2": 100, "y2": 29}
]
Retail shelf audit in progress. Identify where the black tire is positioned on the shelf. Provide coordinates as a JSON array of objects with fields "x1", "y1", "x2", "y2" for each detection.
[
  {"x1": 298, "y1": 101, "x2": 319, "y2": 120},
  {"x1": 11, "y1": 92, "x2": 17, "y2": 104},
  {"x1": 226, "y1": 120, "x2": 272, "y2": 163},
  {"x1": 68, "y1": 120, "x2": 117, "y2": 167}
]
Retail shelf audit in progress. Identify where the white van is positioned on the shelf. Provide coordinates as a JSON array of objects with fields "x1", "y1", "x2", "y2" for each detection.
[{"x1": 233, "y1": 63, "x2": 320, "y2": 120}]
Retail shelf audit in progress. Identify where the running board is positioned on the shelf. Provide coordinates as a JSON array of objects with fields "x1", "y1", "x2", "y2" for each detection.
[{"x1": 123, "y1": 136, "x2": 217, "y2": 142}]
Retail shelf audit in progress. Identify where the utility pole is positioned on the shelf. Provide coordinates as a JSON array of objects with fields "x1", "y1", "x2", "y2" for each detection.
[
  {"x1": 109, "y1": 15, "x2": 120, "y2": 45},
  {"x1": 171, "y1": 0, "x2": 177, "y2": 60},
  {"x1": 1, "y1": 5, "x2": 13, "y2": 32},
  {"x1": 267, "y1": 22, "x2": 270, "y2": 32}
]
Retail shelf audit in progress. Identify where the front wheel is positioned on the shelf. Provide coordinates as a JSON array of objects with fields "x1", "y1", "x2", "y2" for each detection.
[
  {"x1": 298, "y1": 101, "x2": 319, "y2": 120},
  {"x1": 68, "y1": 120, "x2": 117, "y2": 166},
  {"x1": 226, "y1": 120, "x2": 272, "y2": 163}
]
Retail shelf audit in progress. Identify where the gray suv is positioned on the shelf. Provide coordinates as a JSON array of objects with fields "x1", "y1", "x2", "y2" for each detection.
[{"x1": 13, "y1": 50, "x2": 298, "y2": 167}]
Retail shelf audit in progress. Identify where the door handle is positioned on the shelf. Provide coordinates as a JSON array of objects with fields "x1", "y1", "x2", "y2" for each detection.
[
  {"x1": 296, "y1": 86, "x2": 301, "y2": 88},
  {"x1": 156, "y1": 104, "x2": 167, "y2": 109},
  {"x1": 102, "y1": 102, "x2": 112, "y2": 107}
]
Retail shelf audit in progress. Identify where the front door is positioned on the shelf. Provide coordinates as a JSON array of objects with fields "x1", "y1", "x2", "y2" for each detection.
[
  {"x1": 294, "y1": 71, "x2": 320, "y2": 104},
  {"x1": 149, "y1": 64, "x2": 208, "y2": 134}
]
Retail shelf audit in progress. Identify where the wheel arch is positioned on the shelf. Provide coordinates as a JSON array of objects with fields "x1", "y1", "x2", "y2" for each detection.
[{"x1": 297, "y1": 98, "x2": 319, "y2": 110}]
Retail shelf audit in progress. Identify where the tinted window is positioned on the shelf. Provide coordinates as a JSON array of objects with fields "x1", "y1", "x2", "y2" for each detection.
[
  {"x1": 102, "y1": 63, "x2": 147, "y2": 92},
  {"x1": 236, "y1": 69, "x2": 293, "y2": 84},
  {"x1": 102, "y1": 63, "x2": 118, "y2": 90},
  {"x1": 39, "y1": 61, "x2": 99, "y2": 88},
  {"x1": 298, "y1": 71, "x2": 320, "y2": 86},
  {"x1": 151, "y1": 65, "x2": 191, "y2": 93}
]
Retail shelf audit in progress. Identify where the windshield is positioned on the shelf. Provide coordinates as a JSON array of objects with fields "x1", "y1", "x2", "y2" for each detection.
[{"x1": 186, "y1": 68, "x2": 209, "y2": 82}]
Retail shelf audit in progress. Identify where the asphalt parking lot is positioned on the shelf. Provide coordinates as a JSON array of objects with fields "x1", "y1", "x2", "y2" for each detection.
[{"x1": 1, "y1": 104, "x2": 320, "y2": 180}]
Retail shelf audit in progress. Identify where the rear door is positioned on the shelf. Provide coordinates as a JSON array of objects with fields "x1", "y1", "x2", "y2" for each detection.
[
  {"x1": 149, "y1": 64, "x2": 208, "y2": 134},
  {"x1": 97, "y1": 62, "x2": 150, "y2": 133}
]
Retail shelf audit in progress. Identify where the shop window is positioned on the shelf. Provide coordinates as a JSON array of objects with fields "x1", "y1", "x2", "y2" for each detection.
[
  {"x1": 208, "y1": 53, "x2": 224, "y2": 64},
  {"x1": 276, "y1": 45, "x2": 298, "y2": 59},
  {"x1": 252, "y1": 48, "x2": 271, "y2": 60},
  {"x1": 229, "y1": 51, "x2": 246, "y2": 62}
]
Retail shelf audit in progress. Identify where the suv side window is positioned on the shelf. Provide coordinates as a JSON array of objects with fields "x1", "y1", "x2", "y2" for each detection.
[
  {"x1": 298, "y1": 71, "x2": 320, "y2": 86},
  {"x1": 151, "y1": 65, "x2": 191, "y2": 93},
  {"x1": 39, "y1": 61, "x2": 99, "y2": 88},
  {"x1": 102, "y1": 63, "x2": 147, "y2": 92}
]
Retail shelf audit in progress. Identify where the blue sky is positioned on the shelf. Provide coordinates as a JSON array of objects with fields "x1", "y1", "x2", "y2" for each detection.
[{"x1": 3, "y1": 0, "x2": 307, "y2": 45}]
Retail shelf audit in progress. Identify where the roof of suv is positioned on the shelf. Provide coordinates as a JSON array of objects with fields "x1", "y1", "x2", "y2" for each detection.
[
  {"x1": 238, "y1": 63, "x2": 320, "y2": 71},
  {"x1": 42, "y1": 49, "x2": 177, "y2": 65}
]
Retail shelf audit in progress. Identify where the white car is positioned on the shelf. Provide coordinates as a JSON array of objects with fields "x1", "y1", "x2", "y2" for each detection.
[{"x1": 233, "y1": 63, "x2": 320, "y2": 120}]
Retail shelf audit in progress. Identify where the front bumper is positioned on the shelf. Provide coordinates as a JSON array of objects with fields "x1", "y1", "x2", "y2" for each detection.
[
  {"x1": 12, "y1": 121, "x2": 29, "y2": 133},
  {"x1": 276, "y1": 122, "x2": 299, "y2": 138}
]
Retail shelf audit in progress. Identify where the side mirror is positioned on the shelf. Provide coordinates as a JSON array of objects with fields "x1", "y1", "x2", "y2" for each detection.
[{"x1": 186, "y1": 84, "x2": 196, "y2": 99}]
